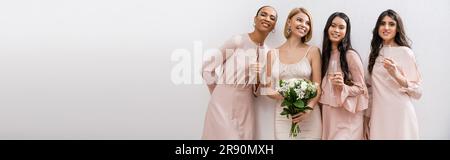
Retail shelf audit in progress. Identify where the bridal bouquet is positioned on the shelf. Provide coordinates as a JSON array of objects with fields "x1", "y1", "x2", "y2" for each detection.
[{"x1": 276, "y1": 78, "x2": 318, "y2": 138}]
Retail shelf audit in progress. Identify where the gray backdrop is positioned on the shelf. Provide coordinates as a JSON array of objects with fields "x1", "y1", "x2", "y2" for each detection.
[{"x1": 0, "y1": 0, "x2": 448, "y2": 139}]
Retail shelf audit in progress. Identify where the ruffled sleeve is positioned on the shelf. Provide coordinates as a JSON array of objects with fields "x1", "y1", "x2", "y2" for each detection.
[
  {"x1": 337, "y1": 51, "x2": 369, "y2": 113},
  {"x1": 201, "y1": 35, "x2": 240, "y2": 86},
  {"x1": 397, "y1": 48, "x2": 422, "y2": 100}
]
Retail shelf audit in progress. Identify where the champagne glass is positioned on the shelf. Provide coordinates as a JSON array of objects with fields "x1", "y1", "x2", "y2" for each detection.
[
  {"x1": 382, "y1": 45, "x2": 394, "y2": 81},
  {"x1": 250, "y1": 43, "x2": 262, "y2": 85},
  {"x1": 327, "y1": 60, "x2": 341, "y2": 98}
]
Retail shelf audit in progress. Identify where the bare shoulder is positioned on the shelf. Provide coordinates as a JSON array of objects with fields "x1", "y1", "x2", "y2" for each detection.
[
  {"x1": 346, "y1": 49, "x2": 361, "y2": 60},
  {"x1": 307, "y1": 45, "x2": 321, "y2": 58},
  {"x1": 267, "y1": 46, "x2": 282, "y2": 56},
  {"x1": 266, "y1": 46, "x2": 282, "y2": 61}
]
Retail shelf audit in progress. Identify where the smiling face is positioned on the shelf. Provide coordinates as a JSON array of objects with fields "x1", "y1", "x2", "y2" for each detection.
[
  {"x1": 328, "y1": 17, "x2": 347, "y2": 44},
  {"x1": 378, "y1": 16, "x2": 397, "y2": 43},
  {"x1": 254, "y1": 7, "x2": 277, "y2": 33},
  {"x1": 288, "y1": 12, "x2": 311, "y2": 39},
  {"x1": 283, "y1": 8, "x2": 313, "y2": 42}
]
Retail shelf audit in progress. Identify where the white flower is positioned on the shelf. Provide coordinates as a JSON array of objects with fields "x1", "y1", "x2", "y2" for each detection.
[
  {"x1": 294, "y1": 80, "x2": 301, "y2": 86},
  {"x1": 277, "y1": 79, "x2": 318, "y2": 101},
  {"x1": 300, "y1": 81, "x2": 308, "y2": 90},
  {"x1": 276, "y1": 81, "x2": 290, "y2": 96},
  {"x1": 294, "y1": 88, "x2": 300, "y2": 96},
  {"x1": 288, "y1": 80, "x2": 296, "y2": 88},
  {"x1": 299, "y1": 92, "x2": 305, "y2": 99}
]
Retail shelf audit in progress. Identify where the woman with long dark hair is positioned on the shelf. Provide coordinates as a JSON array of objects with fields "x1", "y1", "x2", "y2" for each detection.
[
  {"x1": 367, "y1": 9, "x2": 422, "y2": 139},
  {"x1": 319, "y1": 12, "x2": 368, "y2": 140}
]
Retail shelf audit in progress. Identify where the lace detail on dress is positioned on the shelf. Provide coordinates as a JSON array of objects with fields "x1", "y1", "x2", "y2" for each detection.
[{"x1": 277, "y1": 46, "x2": 313, "y2": 80}]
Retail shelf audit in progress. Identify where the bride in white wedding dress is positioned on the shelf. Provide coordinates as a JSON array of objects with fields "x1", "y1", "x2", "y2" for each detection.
[{"x1": 256, "y1": 7, "x2": 322, "y2": 140}]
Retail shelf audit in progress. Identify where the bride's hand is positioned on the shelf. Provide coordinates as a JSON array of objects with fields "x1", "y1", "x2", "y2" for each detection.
[
  {"x1": 292, "y1": 109, "x2": 312, "y2": 124},
  {"x1": 272, "y1": 93, "x2": 284, "y2": 100},
  {"x1": 267, "y1": 89, "x2": 284, "y2": 100}
]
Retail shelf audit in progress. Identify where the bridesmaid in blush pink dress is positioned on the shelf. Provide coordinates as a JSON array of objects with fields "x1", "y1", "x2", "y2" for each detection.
[
  {"x1": 367, "y1": 9, "x2": 422, "y2": 140},
  {"x1": 201, "y1": 6, "x2": 277, "y2": 140},
  {"x1": 319, "y1": 12, "x2": 368, "y2": 140}
]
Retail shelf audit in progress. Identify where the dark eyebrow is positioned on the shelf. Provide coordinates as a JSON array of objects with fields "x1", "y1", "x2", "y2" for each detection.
[
  {"x1": 261, "y1": 11, "x2": 276, "y2": 18},
  {"x1": 297, "y1": 17, "x2": 304, "y2": 21},
  {"x1": 303, "y1": 17, "x2": 310, "y2": 22},
  {"x1": 265, "y1": 12, "x2": 277, "y2": 19},
  {"x1": 382, "y1": 19, "x2": 395, "y2": 23}
]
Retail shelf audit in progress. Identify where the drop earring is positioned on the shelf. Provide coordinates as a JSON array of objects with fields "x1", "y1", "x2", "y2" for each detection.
[{"x1": 287, "y1": 24, "x2": 291, "y2": 34}]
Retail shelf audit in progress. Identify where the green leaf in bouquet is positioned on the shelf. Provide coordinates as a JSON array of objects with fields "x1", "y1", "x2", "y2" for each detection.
[
  {"x1": 310, "y1": 91, "x2": 317, "y2": 98},
  {"x1": 280, "y1": 108, "x2": 289, "y2": 116},
  {"x1": 291, "y1": 106, "x2": 299, "y2": 113},
  {"x1": 289, "y1": 88, "x2": 297, "y2": 101},
  {"x1": 281, "y1": 100, "x2": 291, "y2": 107},
  {"x1": 282, "y1": 108, "x2": 292, "y2": 118},
  {"x1": 293, "y1": 100, "x2": 304, "y2": 109}
]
